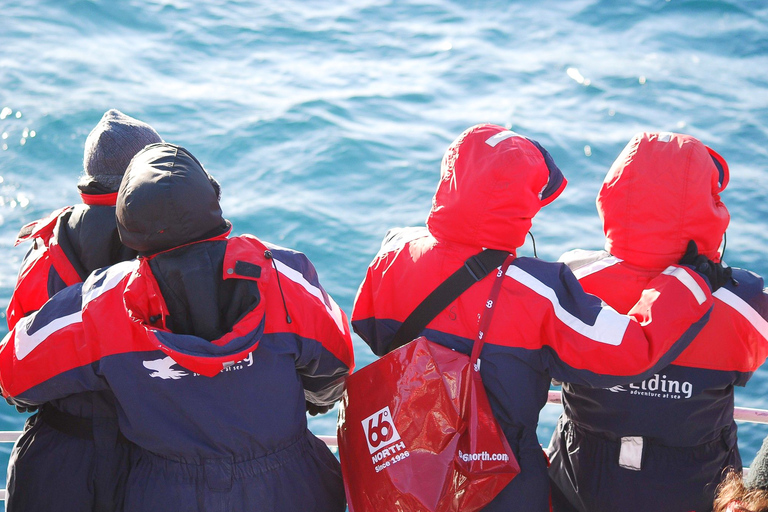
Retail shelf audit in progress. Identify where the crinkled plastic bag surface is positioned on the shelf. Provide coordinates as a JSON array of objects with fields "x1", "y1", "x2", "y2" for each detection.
[{"x1": 338, "y1": 336, "x2": 519, "y2": 512}]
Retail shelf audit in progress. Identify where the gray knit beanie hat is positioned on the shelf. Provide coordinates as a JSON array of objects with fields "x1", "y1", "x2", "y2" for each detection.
[
  {"x1": 80, "y1": 109, "x2": 163, "y2": 192},
  {"x1": 745, "y1": 435, "x2": 768, "y2": 491}
]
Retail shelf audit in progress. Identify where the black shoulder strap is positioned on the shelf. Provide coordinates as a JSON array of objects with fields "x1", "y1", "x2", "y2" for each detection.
[{"x1": 387, "y1": 249, "x2": 509, "y2": 352}]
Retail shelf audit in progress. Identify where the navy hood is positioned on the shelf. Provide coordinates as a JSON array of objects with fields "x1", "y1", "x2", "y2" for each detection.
[{"x1": 117, "y1": 143, "x2": 228, "y2": 255}]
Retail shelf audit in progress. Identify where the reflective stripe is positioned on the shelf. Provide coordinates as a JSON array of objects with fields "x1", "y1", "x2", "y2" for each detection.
[
  {"x1": 15, "y1": 311, "x2": 82, "y2": 360},
  {"x1": 485, "y1": 130, "x2": 520, "y2": 148},
  {"x1": 572, "y1": 256, "x2": 623, "y2": 280},
  {"x1": 714, "y1": 287, "x2": 768, "y2": 341},
  {"x1": 82, "y1": 260, "x2": 137, "y2": 307},
  {"x1": 506, "y1": 266, "x2": 630, "y2": 346},
  {"x1": 378, "y1": 226, "x2": 428, "y2": 256},
  {"x1": 661, "y1": 266, "x2": 707, "y2": 305},
  {"x1": 273, "y1": 259, "x2": 347, "y2": 334}
]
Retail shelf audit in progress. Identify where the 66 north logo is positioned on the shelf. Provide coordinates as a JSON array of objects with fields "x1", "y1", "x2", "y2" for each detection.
[
  {"x1": 362, "y1": 406, "x2": 410, "y2": 473},
  {"x1": 362, "y1": 406, "x2": 401, "y2": 454}
]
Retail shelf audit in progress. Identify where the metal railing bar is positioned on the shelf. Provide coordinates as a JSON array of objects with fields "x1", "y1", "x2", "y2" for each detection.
[{"x1": 0, "y1": 393, "x2": 763, "y2": 502}]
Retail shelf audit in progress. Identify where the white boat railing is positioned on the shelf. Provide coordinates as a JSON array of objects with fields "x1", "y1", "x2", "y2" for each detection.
[{"x1": 0, "y1": 391, "x2": 765, "y2": 502}]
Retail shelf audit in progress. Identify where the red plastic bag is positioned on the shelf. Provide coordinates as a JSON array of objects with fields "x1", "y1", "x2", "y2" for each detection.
[{"x1": 338, "y1": 336, "x2": 519, "y2": 511}]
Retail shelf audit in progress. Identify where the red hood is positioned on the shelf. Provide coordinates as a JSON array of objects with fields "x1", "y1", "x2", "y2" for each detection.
[
  {"x1": 598, "y1": 132, "x2": 730, "y2": 269},
  {"x1": 426, "y1": 124, "x2": 567, "y2": 252}
]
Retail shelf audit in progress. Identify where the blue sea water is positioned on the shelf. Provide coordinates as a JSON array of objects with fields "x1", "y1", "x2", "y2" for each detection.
[{"x1": 1, "y1": 0, "x2": 767, "y2": 505}]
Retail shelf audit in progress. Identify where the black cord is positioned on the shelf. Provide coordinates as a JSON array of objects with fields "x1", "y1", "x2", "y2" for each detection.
[
  {"x1": 720, "y1": 232, "x2": 739, "y2": 286},
  {"x1": 528, "y1": 231, "x2": 538, "y2": 258},
  {"x1": 721, "y1": 231, "x2": 727, "y2": 261},
  {"x1": 264, "y1": 250, "x2": 292, "y2": 324}
]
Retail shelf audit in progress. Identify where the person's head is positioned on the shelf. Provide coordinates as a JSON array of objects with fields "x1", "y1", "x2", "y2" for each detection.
[
  {"x1": 80, "y1": 109, "x2": 163, "y2": 193},
  {"x1": 116, "y1": 143, "x2": 228, "y2": 256},
  {"x1": 425, "y1": 124, "x2": 566, "y2": 253},
  {"x1": 713, "y1": 470, "x2": 768, "y2": 512},
  {"x1": 597, "y1": 132, "x2": 730, "y2": 268},
  {"x1": 716, "y1": 437, "x2": 768, "y2": 512}
]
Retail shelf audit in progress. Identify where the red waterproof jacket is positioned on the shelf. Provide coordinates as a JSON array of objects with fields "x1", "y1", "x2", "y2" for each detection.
[
  {"x1": 7, "y1": 192, "x2": 133, "y2": 329},
  {"x1": 3, "y1": 191, "x2": 139, "y2": 512},
  {"x1": 547, "y1": 132, "x2": 768, "y2": 512},
  {"x1": 352, "y1": 124, "x2": 716, "y2": 512},
  {"x1": 0, "y1": 233, "x2": 354, "y2": 512}
]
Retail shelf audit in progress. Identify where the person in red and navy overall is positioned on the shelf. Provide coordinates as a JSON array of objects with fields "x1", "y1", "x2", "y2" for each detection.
[
  {"x1": 0, "y1": 142, "x2": 354, "y2": 512},
  {"x1": 5, "y1": 109, "x2": 162, "y2": 512},
  {"x1": 351, "y1": 124, "x2": 728, "y2": 512},
  {"x1": 546, "y1": 132, "x2": 768, "y2": 512}
]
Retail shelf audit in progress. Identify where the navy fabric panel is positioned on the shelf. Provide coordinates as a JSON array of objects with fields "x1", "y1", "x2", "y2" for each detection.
[
  {"x1": 88, "y1": 267, "x2": 110, "y2": 290},
  {"x1": 7, "y1": 413, "x2": 98, "y2": 512},
  {"x1": 295, "y1": 337, "x2": 349, "y2": 405},
  {"x1": 99, "y1": 333, "x2": 311, "y2": 460},
  {"x1": 482, "y1": 432, "x2": 551, "y2": 512},
  {"x1": 351, "y1": 316, "x2": 398, "y2": 357},
  {"x1": 513, "y1": 257, "x2": 605, "y2": 325},
  {"x1": 153, "y1": 316, "x2": 263, "y2": 358},
  {"x1": 46, "y1": 266, "x2": 67, "y2": 298},
  {"x1": 26, "y1": 282, "x2": 83, "y2": 336},
  {"x1": 48, "y1": 391, "x2": 95, "y2": 417},
  {"x1": 18, "y1": 361, "x2": 108, "y2": 406},
  {"x1": 267, "y1": 242, "x2": 332, "y2": 307},
  {"x1": 6, "y1": 411, "x2": 133, "y2": 512},
  {"x1": 527, "y1": 138, "x2": 566, "y2": 203},
  {"x1": 477, "y1": 343, "x2": 552, "y2": 429},
  {"x1": 711, "y1": 154, "x2": 726, "y2": 189},
  {"x1": 726, "y1": 267, "x2": 768, "y2": 317},
  {"x1": 95, "y1": 327, "x2": 347, "y2": 510},
  {"x1": 561, "y1": 364, "x2": 742, "y2": 446},
  {"x1": 123, "y1": 432, "x2": 344, "y2": 512},
  {"x1": 548, "y1": 415, "x2": 739, "y2": 512}
]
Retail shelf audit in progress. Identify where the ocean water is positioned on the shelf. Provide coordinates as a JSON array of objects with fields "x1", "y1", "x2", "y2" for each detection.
[{"x1": 1, "y1": 0, "x2": 767, "y2": 505}]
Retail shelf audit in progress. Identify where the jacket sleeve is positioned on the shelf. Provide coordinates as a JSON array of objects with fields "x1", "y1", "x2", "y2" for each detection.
[
  {"x1": 268, "y1": 245, "x2": 355, "y2": 406},
  {"x1": 709, "y1": 268, "x2": 768, "y2": 382},
  {"x1": 350, "y1": 258, "x2": 385, "y2": 354},
  {"x1": 0, "y1": 282, "x2": 106, "y2": 406},
  {"x1": 535, "y1": 262, "x2": 714, "y2": 387},
  {"x1": 351, "y1": 226, "x2": 427, "y2": 356},
  {"x1": 5, "y1": 243, "x2": 52, "y2": 331},
  {"x1": 6, "y1": 207, "x2": 79, "y2": 330}
]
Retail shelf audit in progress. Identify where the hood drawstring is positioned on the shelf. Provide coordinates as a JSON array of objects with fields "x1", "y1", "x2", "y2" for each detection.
[
  {"x1": 528, "y1": 231, "x2": 538, "y2": 258},
  {"x1": 720, "y1": 232, "x2": 739, "y2": 287},
  {"x1": 264, "y1": 250, "x2": 292, "y2": 324}
]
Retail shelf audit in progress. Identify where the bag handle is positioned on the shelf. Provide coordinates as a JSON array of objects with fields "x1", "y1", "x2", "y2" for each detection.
[
  {"x1": 470, "y1": 254, "x2": 515, "y2": 371},
  {"x1": 388, "y1": 249, "x2": 509, "y2": 353}
]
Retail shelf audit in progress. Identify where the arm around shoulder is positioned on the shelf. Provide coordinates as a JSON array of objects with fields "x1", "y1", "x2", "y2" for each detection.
[
  {"x1": 543, "y1": 262, "x2": 714, "y2": 387},
  {"x1": 0, "y1": 282, "x2": 104, "y2": 405}
]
